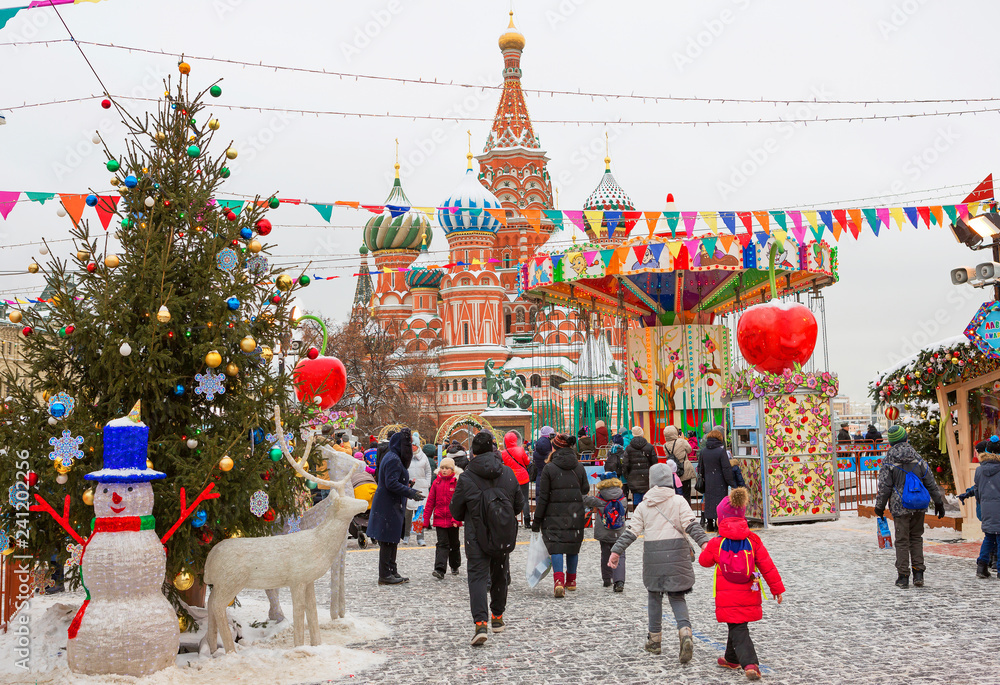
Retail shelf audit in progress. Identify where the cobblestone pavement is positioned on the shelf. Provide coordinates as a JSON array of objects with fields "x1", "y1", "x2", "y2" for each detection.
[{"x1": 257, "y1": 514, "x2": 995, "y2": 685}]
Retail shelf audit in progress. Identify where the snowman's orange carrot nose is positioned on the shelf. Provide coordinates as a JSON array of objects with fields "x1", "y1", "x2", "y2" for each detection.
[{"x1": 112, "y1": 492, "x2": 122, "y2": 504}]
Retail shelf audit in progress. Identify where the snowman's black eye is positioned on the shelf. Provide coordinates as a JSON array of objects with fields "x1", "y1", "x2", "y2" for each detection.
[
  {"x1": 103, "y1": 488, "x2": 108, "y2": 493},
  {"x1": 127, "y1": 487, "x2": 133, "y2": 492}
]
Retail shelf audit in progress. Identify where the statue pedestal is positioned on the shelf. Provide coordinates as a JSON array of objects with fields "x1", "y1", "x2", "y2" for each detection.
[{"x1": 481, "y1": 408, "x2": 533, "y2": 443}]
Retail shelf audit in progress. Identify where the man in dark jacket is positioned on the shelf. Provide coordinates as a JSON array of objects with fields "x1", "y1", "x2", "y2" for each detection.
[
  {"x1": 837, "y1": 423, "x2": 852, "y2": 444},
  {"x1": 622, "y1": 426, "x2": 657, "y2": 507},
  {"x1": 974, "y1": 439, "x2": 1000, "y2": 578},
  {"x1": 450, "y1": 431, "x2": 524, "y2": 646},
  {"x1": 874, "y1": 425, "x2": 945, "y2": 588},
  {"x1": 697, "y1": 430, "x2": 736, "y2": 533},
  {"x1": 369, "y1": 429, "x2": 424, "y2": 585},
  {"x1": 865, "y1": 424, "x2": 883, "y2": 443}
]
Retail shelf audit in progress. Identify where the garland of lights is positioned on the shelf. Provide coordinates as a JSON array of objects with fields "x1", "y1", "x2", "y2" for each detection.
[{"x1": 869, "y1": 340, "x2": 1000, "y2": 405}]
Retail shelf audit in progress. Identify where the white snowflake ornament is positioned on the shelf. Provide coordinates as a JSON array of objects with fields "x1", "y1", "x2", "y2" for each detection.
[
  {"x1": 249, "y1": 490, "x2": 269, "y2": 517},
  {"x1": 195, "y1": 369, "x2": 226, "y2": 401},
  {"x1": 49, "y1": 430, "x2": 84, "y2": 464}
]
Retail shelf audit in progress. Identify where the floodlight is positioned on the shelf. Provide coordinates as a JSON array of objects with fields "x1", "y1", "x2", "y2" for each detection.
[
  {"x1": 951, "y1": 217, "x2": 983, "y2": 248},
  {"x1": 968, "y1": 213, "x2": 1000, "y2": 239},
  {"x1": 951, "y1": 267, "x2": 976, "y2": 285}
]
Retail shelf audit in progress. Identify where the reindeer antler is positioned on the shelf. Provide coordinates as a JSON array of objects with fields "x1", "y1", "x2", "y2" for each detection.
[{"x1": 273, "y1": 405, "x2": 359, "y2": 496}]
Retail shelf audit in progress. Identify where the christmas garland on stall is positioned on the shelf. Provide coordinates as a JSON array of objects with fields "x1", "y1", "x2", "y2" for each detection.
[
  {"x1": 869, "y1": 339, "x2": 1000, "y2": 405},
  {"x1": 724, "y1": 365, "x2": 839, "y2": 400}
]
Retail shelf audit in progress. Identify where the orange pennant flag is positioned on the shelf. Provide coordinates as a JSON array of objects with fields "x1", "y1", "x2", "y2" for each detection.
[
  {"x1": 58, "y1": 194, "x2": 87, "y2": 227},
  {"x1": 605, "y1": 249, "x2": 622, "y2": 275},
  {"x1": 718, "y1": 234, "x2": 734, "y2": 253},
  {"x1": 522, "y1": 209, "x2": 542, "y2": 233},
  {"x1": 847, "y1": 209, "x2": 864, "y2": 239},
  {"x1": 334, "y1": 200, "x2": 360, "y2": 209},
  {"x1": 930, "y1": 205, "x2": 944, "y2": 227},
  {"x1": 643, "y1": 211, "x2": 660, "y2": 237},
  {"x1": 752, "y1": 211, "x2": 770, "y2": 234},
  {"x1": 616, "y1": 246, "x2": 631, "y2": 269},
  {"x1": 829, "y1": 218, "x2": 842, "y2": 241},
  {"x1": 486, "y1": 208, "x2": 508, "y2": 227}
]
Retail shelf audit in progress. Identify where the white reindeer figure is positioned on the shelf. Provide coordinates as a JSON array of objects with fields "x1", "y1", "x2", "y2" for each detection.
[{"x1": 201, "y1": 407, "x2": 367, "y2": 654}]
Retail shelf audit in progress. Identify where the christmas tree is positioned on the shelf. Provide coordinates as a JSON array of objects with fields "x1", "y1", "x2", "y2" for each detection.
[{"x1": 0, "y1": 62, "x2": 316, "y2": 605}]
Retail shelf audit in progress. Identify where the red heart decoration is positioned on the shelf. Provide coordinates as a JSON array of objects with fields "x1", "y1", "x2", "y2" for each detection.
[
  {"x1": 736, "y1": 300, "x2": 818, "y2": 374},
  {"x1": 292, "y1": 356, "x2": 347, "y2": 409}
]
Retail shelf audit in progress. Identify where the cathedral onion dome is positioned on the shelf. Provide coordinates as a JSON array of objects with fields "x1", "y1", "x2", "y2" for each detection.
[
  {"x1": 363, "y1": 172, "x2": 433, "y2": 253},
  {"x1": 359, "y1": 244, "x2": 368, "y2": 255},
  {"x1": 583, "y1": 157, "x2": 635, "y2": 236},
  {"x1": 437, "y1": 156, "x2": 503, "y2": 236},
  {"x1": 405, "y1": 266, "x2": 444, "y2": 290},
  {"x1": 498, "y1": 11, "x2": 525, "y2": 51}
]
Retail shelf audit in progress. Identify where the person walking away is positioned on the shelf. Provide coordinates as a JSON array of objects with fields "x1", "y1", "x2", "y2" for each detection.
[
  {"x1": 865, "y1": 423, "x2": 883, "y2": 443},
  {"x1": 447, "y1": 439, "x2": 470, "y2": 471},
  {"x1": 608, "y1": 463, "x2": 709, "y2": 662},
  {"x1": 368, "y1": 429, "x2": 425, "y2": 585},
  {"x1": 532, "y1": 433, "x2": 589, "y2": 597},
  {"x1": 664, "y1": 425, "x2": 696, "y2": 503},
  {"x1": 583, "y1": 472, "x2": 629, "y2": 592},
  {"x1": 623, "y1": 426, "x2": 657, "y2": 507},
  {"x1": 403, "y1": 432, "x2": 432, "y2": 546},
  {"x1": 424, "y1": 457, "x2": 463, "y2": 579},
  {"x1": 577, "y1": 426, "x2": 596, "y2": 457},
  {"x1": 961, "y1": 437, "x2": 995, "y2": 576},
  {"x1": 698, "y1": 430, "x2": 736, "y2": 533},
  {"x1": 699, "y1": 488, "x2": 785, "y2": 681},
  {"x1": 532, "y1": 426, "x2": 554, "y2": 484},
  {"x1": 595, "y1": 420, "x2": 610, "y2": 450},
  {"x1": 500, "y1": 430, "x2": 532, "y2": 528},
  {"x1": 973, "y1": 438, "x2": 1000, "y2": 578},
  {"x1": 874, "y1": 425, "x2": 945, "y2": 588},
  {"x1": 450, "y1": 431, "x2": 523, "y2": 646}
]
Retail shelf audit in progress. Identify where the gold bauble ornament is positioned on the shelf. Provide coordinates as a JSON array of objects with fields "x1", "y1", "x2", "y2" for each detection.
[
  {"x1": 55, "y1": 458, "x2": 72, "y2": 475},
  {"x1": 155, "y1": 131, "x2": 166, "y2": 142},
  {"x1": 219, "y1": 456, "x2": 234, "y2": 471},
  {"x1": 82, "y1": 488, "x2": 94, "y2": 506},
  {"x1": 225, "y1": 362, "x2": 239, "y2": 377},
  {"x1": 275, "y1": 274, "x2": 293, "y2": 292},
  {"x1": 208, "y1": 119, "x2": 220, "y2": 131},
  {"x1": 262, "y1": 384, "x2": 274, "y2": 396},
  {"x1": 104, "y1": 254, "x2": 120, "y2": 269},
  {"x1": 225, "y1": 148, "x2": 238, "y2": 160},
  {"x1": 27, "y1": 263, "x2": 39, "y2": 274},
  {"x1": 178, "y1": 614, "x2": 189, "y2": 632},
  {"x1": 261, "y1": 346, "x2": 273, "y2": 362},
  {"x1": 248, "y1": 239, "x2": 262, "y2": 253},
  {"x1": 156, "y1": 305, "x2": 171, "y2": 323},
  {"x1": 110, "y1": 177, "x2": 120, "y2": 186},
  {"x1": 146, "y1": 459, "x2": 154, "y2": 470},
  {"x1": 239, "y1": 336, "x2": 256, "y2": 353},
  {"x1": 178, "y1": 61, "x2": 191, "y2": 75},
  {"x1": 205, "y1": 350, "x2": 223, "y2": 368},
  {"x1": 173, "y1": 570, "x2": 195, "y2": 591},
  {"x1": 229, "y1": 529, "x2": 244, "y2": 538},
  {"x1": 76, "y1": 250, "x2": 89, "y2": 261},
  {"x1": 8, "y1": 310, "x2": 22, "y2": 324}
]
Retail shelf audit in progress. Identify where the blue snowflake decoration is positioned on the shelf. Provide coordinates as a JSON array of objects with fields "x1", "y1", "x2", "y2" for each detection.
[
  {"x1": 195, "y1": 369, "x2": 226, "y2": 401},
  {"x1": 8, "y1": 482, "x2": 27, "y2": 507},
  {"x1": 246, "y1": 254, "x2": 269, "y2": 277},
  {"x1": 0, "y1": 529, "x2": 9, "y2": 554},
  {"x1": 265, "y1": 432, "x2": 294, "y2": 452},
  {"x1": 240, "y1": 344, "x2": 264, "y2": 367},
  {"x1": 48, "y1": 430, "x2": 84, "y2": 464},
  {"x1": 287, "y1": 516, "x2": 301, "y2": 533},
  {"x1": 48, "y1": 392, "x2": 76, "y2": 419},
  {"x1": 216, "y1": 247, "x2": 238, "y2": 272}
]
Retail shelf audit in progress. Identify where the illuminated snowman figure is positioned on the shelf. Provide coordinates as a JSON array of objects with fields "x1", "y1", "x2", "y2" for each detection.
[{"x1": 66, "y1": 403, "x2": 178, "y2": 676}]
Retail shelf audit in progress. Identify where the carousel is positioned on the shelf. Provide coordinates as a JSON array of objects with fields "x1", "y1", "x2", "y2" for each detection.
[{"x1": 519, "y1": 230, "x2": 841, "y2": 525}]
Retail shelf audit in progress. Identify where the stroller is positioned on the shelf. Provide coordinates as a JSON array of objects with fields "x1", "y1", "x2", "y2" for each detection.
[{"x1": 350, "y1": 470, "x2": 376, "y2": 548}]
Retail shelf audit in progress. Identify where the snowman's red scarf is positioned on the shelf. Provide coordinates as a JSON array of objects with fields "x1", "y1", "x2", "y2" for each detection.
[{"x1": 68, "y1": 515, "x2": 157, "y2": 639}]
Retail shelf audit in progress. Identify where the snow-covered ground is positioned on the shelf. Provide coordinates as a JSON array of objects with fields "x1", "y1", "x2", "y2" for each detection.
[{"x1": 0, "y1": 590, "x2": 387, "y2": 685}]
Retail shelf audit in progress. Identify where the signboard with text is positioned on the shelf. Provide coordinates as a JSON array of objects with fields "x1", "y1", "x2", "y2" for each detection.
[{"x1": 965, "y1": 300, "x2": 1000, "y2": 359}]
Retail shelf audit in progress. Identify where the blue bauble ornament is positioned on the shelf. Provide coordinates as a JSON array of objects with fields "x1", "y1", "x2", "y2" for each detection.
[
  {"x1": 191, "y1": 509, "x2": 207, "y2": 528},
  {"x1": 174, "y1": 384, "x2": 185, "y2": 396},
  {"x1": 49, "y1": 402, "x2": 66, "y2": 418},
  {"x1": 124, "y1": 175, "x2": 138, "y2": 188},
  {"x1": 85, "y1": 194, "x2": 98, "y2": 207},
  {"x1": 250, "y1": 428, "x2": 264, "y2": 445},
  {"x1": 240, "y1": 227, "x2": 253, "y2": 240},
  {"x1": 226, "y1": 297, "x2": 240, "y2": 310}
]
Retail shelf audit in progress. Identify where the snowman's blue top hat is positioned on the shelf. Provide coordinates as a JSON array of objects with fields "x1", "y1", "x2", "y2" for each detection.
[{"x1": 85, "y1": 401, "x2": 167, "y2": 483}]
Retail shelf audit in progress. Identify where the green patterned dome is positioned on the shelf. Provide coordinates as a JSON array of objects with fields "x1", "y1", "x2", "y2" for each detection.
[
  {"x1": 404, "y1": 266, "x2": 444, "y2": 289},
  {"x1": 363, "y1": 175, "x2": 433, "y2": 253}
]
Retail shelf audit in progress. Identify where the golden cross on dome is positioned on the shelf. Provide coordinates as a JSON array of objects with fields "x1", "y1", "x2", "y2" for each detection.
[
  {"x1": 604, "y1": 131, "x2": 611, "y2": 171},
  {"x1": 466, "y1": 129, "x2": 473, "y2": 170},
  {"x1": 394, "y1": 138, "x2": 400, "y2": 178}
]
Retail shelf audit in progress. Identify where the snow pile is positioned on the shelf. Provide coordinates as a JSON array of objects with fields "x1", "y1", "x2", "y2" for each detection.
[{"x1": 1, "y1": 591, "x2": 387, "y2": 685}]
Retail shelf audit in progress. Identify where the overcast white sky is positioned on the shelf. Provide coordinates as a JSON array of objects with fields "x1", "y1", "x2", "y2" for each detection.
[{"x1": 1, "y1": 0, "x2": 998, "y2": 405}]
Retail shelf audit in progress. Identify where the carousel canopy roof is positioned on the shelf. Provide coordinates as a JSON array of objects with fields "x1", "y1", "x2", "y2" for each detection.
[{"x1": 518, "y1": 234, "x2": 838, "y2": 322}]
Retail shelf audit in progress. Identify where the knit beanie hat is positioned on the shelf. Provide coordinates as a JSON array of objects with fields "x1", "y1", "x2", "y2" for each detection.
[
  {"x1": 438, "y1": 456, "x2": 456, "y2": 470},
  {"x1": 471, "y1": 430, "x2": 495, "y2": 455},
  {"x1": 716, "y1": 487, "x2": 748, "y2": 520},
  {"x1": 411, "y1": 431, "x2": 421, "y2": 447},
  {"x1": 612, "y1": 434, "x2": 624, "y2": 446},
  {"x1": 632, "y1": 426, "x2": 644, "y2": 438},
  {"x1": 551, "y1": 433, "x2": 575, "y2": 450},
  {"x1": 649, "y1": 462, "x2": 674, "y2": 489},
  {"x1": 887, "y1": 425, "x2": 907, "y2": 444},
  {"x1": 539, "y1": 425, "x2": 554, "y2": 437},
  {"x1": 353, "y1": 451, "x2": 364, "y2": 460},
  {"x1": 987, "y1": 435, "x2": 1000, "y2": 454}
]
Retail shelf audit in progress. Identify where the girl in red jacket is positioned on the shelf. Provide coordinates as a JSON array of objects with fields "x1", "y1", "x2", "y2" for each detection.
[
  {"x1": 423, "y1": 457, "x2": 463, "y2": 579},
  {"x1": 698, "y1": 488, "x2": 785, "y2": 681}
]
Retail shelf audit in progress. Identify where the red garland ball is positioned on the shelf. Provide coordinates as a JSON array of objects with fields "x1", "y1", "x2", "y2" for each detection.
[
  {"x1": 26, "y1": 472, "x2": 38, "y2": 486},
  {"x1": 256, "y1": 218, "x2": 272, "y2": 236},
  {"x1": 226, "y1": 211, "x2": 237, "y2": 222},
  {"x1": 936, "y1": 466, "x2": 943, "y2": 473},
  {"x1": 86, "y1": 262, "x2": 97, "y2": 273},
  {"x1": 884, "y1": 406, "x2": 900, "y2": 421},
  {"x1": 262, "y1": 507, "x2": 276, "y2": 522},
  {"x1": 271, "y1": 294, "x2": 281, "y2": 305},
  {"x1": 101, "y1": 98, "x2": 111, "y2": 109},
  {"x1": 306, "y1": 347, "x2": 319, "y2": 360},
  {"x1": 65, "y1": 325, "x2": 75, "y2": 335},
  {"x1": 21, "y1": 326, "x2": 32, "y2": 336}
]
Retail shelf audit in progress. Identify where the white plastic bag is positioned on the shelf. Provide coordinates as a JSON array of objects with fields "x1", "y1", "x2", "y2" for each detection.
[{"x1": 525, "y1": 532, "x2": 551, "y2": 588}]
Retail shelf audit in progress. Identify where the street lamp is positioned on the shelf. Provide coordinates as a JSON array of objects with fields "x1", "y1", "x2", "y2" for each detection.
[{"x1": 951, "y1": 210, "x2": 1000, "y2": 300}]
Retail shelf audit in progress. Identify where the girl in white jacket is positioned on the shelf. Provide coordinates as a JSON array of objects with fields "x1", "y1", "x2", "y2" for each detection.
[{"x1": 404, "y1": 431, "x2": 433, "y2": 545}]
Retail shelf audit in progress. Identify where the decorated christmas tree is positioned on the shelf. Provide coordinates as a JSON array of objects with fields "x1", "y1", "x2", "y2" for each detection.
[{"x1": 0, "y1": 62, "x2": 315, "y2": 605}]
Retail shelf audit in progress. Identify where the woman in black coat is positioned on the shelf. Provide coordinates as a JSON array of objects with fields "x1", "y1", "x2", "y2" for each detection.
[
  {"x1": 531, "y1": 433, "x2": 589, "y2": 597},
  {"x1": 697, "y1": 429, "x2": 736, "y2": 532},
  {"x1": 368, "y1": 429, "x2": 424, "y2": 584}
]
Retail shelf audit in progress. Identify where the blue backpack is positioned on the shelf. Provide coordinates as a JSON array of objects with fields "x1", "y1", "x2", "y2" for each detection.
[
  {"x1": 601, "y1": 495, "x2": 627, "y2": 530},
  {"x1": 893, "y1": 464, "x2": 931, "y2": 510}
]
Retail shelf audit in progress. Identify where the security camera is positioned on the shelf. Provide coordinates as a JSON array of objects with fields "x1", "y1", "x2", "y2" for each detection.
[
  {"x1": 978, "y1": 262, "x2": 1000, "y2": 280},
  {"x1": 951, "y1": 267, "x2": 976, "y2": 285}
]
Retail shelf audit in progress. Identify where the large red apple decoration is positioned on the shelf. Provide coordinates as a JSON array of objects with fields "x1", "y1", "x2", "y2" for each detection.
[
  {"x1": 737, "y1": 299, "x2": 818, "y2": 374},
  {"x1": 292, "y1": 355, "x2": 347, "y2": 409}
]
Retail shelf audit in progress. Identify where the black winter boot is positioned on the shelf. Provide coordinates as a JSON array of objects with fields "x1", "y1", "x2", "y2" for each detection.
[
  {"x1": 895, "y1": 574, "x2": 909, "y2": 588},
  {"x1": 912, "y1": 569, "x2": 924, "y2": 587},
  {"x1": 976, "y1": 562, "x2": 991, "y2": 579}
]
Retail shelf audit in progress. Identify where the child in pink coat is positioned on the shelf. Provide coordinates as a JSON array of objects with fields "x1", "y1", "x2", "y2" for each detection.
[{"x1": 423, "y1": 457, "x2": 463, "y2": 579}]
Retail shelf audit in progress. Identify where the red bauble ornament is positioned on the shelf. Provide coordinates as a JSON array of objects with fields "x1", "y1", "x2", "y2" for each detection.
[
  {"x1": 271, "y1": 295, "x2": 281, "y2": 305},
  {"x1": 21, "y1": 326, "x2": 32, "y2": 336},
  {"x1": 884, "y1": 406, "x2": 900, "y2": 421},
  {"x1": 292, "y1": 355, "x2": 347, "y2": 409},
  {"x1": 306, "y1": 347, "x2": 319, "y2": 360},
  {"x1": 101, "y1": 98, "x2": 111, "y2": 109},
  {"x1": 256, "y1": 218, "x2": 272, "y2": 236},
  {"x1": 25, "y1": 472, "x2": 37, "y2": 486},
  {"x1": 226, "y1": 211, "x2": 237, "y2": 222},
  {"x1": 65, "y1": 325, "x2": 75, "y2": 335},
  {"x1": 936, "y1": 466, "x2": 943, "y2": 473},
  {"x1": 262, "y1": 508, "x2": 276, "y2": 522},
  {"x1": 199, "y1": 530, "x2": 214, "y2": 544},
  {"x1": 86, "y1": 262, "x2": 96, "y2": 273},
  {"x1": 736, "y1": 300, "x2": 818, "y2": 374}
]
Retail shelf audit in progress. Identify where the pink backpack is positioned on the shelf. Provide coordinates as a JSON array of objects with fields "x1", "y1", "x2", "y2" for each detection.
[{"x1": 718, "y1": 537, "x2": 756, "y2": 584}]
